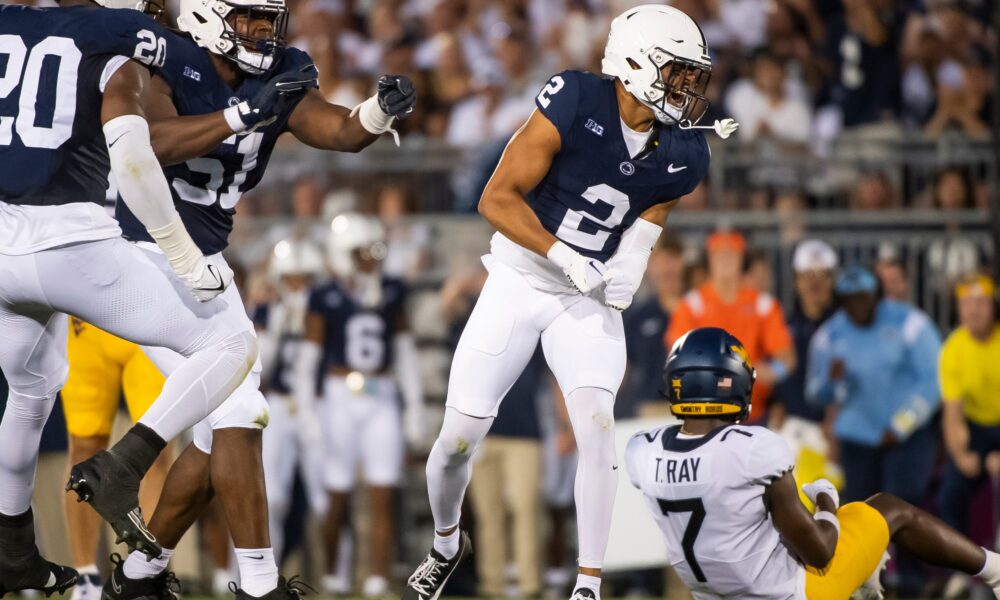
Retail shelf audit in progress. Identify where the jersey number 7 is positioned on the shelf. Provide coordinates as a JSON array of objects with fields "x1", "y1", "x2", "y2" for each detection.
[{"x1": 657, "y1": 497, "x2": 707, "y2": 582}]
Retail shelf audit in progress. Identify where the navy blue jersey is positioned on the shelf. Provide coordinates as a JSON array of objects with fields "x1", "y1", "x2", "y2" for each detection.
[
  {"x1": 116, "y1": 34, "x2": 313, "y2": 254},
  {"x1": 253, "y1": 303, "x2": 314, "y2": 395},
  {"x1": 0, "y1": 6, "x2": 167, "y2": 205},
  {"x1": 308, "y1": 278, "x2": 407, "y2": 374},
  {"x1": 531, "y1": 70, "x2": 709, "y2": 262}
]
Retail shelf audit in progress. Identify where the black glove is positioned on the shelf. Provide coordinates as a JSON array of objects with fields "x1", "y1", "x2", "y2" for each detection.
[
  {"x1": 376, "y1": 74, "x2": 417, "y2": 119},
  {"x1": 237, "y1": 64, "x2": 319, "y2": 129}
]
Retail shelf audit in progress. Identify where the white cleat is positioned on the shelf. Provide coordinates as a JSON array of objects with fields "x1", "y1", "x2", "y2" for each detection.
[
  {"x1": 70, "y1": 574, "x2": 102, "y2": 600},
  {"x1": 851, "y1": 551, "x2": 889, "y2": 600},
  {"x1": 361, "y1": 575, "x2": 389, "y2": 598}
]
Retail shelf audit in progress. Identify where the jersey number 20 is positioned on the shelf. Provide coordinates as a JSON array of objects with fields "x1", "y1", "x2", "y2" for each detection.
[
  {"x1": 657, "y1": 497, "x2": 708, "y2": 582},
  {"x1": 0, "y1": 35, "x2": 81, "y2": 149}
]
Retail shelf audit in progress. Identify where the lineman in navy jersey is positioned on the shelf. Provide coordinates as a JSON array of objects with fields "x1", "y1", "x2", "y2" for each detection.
[
  {"x1": 297, "y1": 214, "x2": 424, "y2": 597},
  {"x1": 403, "y1": 6, "x2": 726, "y2": 600},
  {"x1": 0, "y1": 1, "x2": 269, "y2": 592},
  {"x1": 626, "y1": 327, "x2": 1000, "y2": 599},
  {"x1": 100, "y1": 0, "x2": 417, "y2": 597}
]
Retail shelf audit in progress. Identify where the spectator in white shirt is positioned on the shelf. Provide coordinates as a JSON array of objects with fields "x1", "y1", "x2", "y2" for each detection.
[{"x1": 726, "y1": 50, "x2": 814, "y2": 144}]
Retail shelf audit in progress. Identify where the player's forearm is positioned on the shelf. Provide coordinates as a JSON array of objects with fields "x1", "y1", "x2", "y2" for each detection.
[
  {"x1": 478, "y1": 188, "x2": 558, "y2": 258},
  {"x1": 297, "y1": 111, "x2": 379, "y2": 152},
  {"x1": 150, "y1": 113, "x2": 235, "y2": 166}
]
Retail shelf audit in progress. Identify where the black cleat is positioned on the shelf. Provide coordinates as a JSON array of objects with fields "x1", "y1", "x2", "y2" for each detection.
[
  {"x1": 67, "y1": 451, "x2": 160, "y2": 558},
  {"x1": 569, "y1": 588, "x2": 598, "y2": 600},
  {"x1": 102, "y1": 554, "x2": 179, "y2": 600},
  {"x1": 401, "y1": 531, "x2": 472, "y2": 600},
  {"x1": 231, "y1": 576, "x2": 312, "y2": 600},
  {"x1": 0, "y1": 549, "x2": 78, "y2": 597},
  {"x1": 0, "y1": 508, "x2": 78, "y2": 598}
]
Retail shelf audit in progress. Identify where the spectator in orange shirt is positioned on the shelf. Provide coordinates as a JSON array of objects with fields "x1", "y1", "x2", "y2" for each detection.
[{"x1": 665, "y1": 231, "x2": 796, "y2": 422}]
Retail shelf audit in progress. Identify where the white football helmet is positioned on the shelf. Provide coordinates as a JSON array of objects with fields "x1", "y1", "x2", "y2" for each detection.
[
  {"x1": 602, "y1": 4, "x2": 712, "y2": 126},
  {"x1": 270, "y1": 239, "x2": 324, "y2": 280},
  {"x1": 328, "y1": 213, "x2": 387, "y2": 307},
  {"x1": 176, "y1": 0, "x2": 288, "y2": 75}
]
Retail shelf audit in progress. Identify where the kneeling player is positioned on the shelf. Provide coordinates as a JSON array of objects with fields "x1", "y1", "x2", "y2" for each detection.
[{"x1": 624, "y1": 327, "x2": 1000, "y2": 599}]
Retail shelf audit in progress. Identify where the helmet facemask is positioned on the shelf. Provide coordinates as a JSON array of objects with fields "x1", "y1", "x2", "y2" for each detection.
[
  {"x1": 640, "y1": 50, "x2": 711, "y2": 127},
  {"x1": 220, "y1": 3, "x2": 289, "y2": 74}
]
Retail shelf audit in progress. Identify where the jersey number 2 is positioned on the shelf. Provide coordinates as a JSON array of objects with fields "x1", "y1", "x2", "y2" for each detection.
[
  {"x1": 0, "y1": 35, "x2": 80, "y2": 149},
  {"x1": 556, "y1": 184, "x2": 629, "y2": 252},
  {"x1": 536, "y1": 75, "x2": 564, "y2": 108},
  {"x1": 657, "y1": 498, "x2": 707, "y2": 582}
]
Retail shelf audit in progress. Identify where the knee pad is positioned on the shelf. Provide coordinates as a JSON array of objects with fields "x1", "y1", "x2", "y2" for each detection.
[
  {"x1": 2, "y1": 389, "x2": 58, "y2": 426},
  {"x1": 195, "y1": 389, "x2": 271, "y2": 455},
  {"x1": 431, "y1": 409, "x2": 493, "y2": 468},
  {"x1": 566, "y1": 388, "x2": 616, "y2": 461},
  {"x1": 223, "y1": 330, "x2": 259, "y2": 377}
]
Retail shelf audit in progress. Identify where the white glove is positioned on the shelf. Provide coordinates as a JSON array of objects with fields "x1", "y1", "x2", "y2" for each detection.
[
  {"x1": 180, "y1": 253, "x2": 234, "y2": 303},
  {"x1": 547, "y1": 241, "x2": 607, "y2": 294},
  {"x1": 602, "y1": 254, "x2": 646, "y2": 311},
  {"x1": 404, "y1": 404, "x2": 426, "y2": 449},
  {"x1": 802, "y1": 478, "x2": 840, "y2": 509}
]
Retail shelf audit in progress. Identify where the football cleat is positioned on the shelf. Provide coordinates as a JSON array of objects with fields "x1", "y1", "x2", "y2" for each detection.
[
  {"x1": 569, "y1": 588, "x2": 598, "y2": 600},
  {"x1": 231, "y1": 576, "x2": 312, "y2": 600},
  {"x1": 401, "y1": 531, "x2": 472, "y2": 600},
  {"x1": 102, "y1": 554, "x2": 180, "y2": 600},
  {"x1": 67, "y1": 451, "x2": 160, "y2": 558},
  {"x1": 0, "y1": 551, "x2": 78, "y2": 598}
]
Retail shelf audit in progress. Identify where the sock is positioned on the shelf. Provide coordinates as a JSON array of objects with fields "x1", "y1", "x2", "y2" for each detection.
[
  {"x1": 76, "y1": 564, "x2": 99, "y2": 577},
  {"x1": 123, "y1": 548, "x2": 173, "y2": 580},
  {"x1": 0, "y1": 508, "x2": 36, "y2": 565},
  {"x1": 574, "y1": 573, "x2": 601, "y2": 596},
  {"x1": 234, "y1": 548, "x2": 278, "y2": 597},
  {"x1": 109, "y1": 424, "x2": 166, "y2": 479},
  {"x1": 0, "y1": 391, "x2": 56, "y2": 515},
  {"x1": 425, "y1": 408, "x2": 492, "y2": 536},
  {"x1": 433, "y1": 528, "x2": 459, "y2": 560},
  {"x1": 976, "y1": 548, "x2": 1000, "y2": 589},
  {"x1": 567, "y1": 388, "x2": 618, "y2": 570}
]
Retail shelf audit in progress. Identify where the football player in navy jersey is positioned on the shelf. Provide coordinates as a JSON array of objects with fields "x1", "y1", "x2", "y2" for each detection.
[
  {"x1": 255, "y1": 239, "x2": 330, "y2": 563},
  {"x1": 402, "y1": 6, "x2": 735, "y2": 600},
  {"x1": 295, "y1": 214, "x2": 424, "y2": 597},
  {"x1": 0, "y1": 0, "x2": 294, "y2": 593},
  {"x1": 96, "y1": 1, "x2": 417, "y2": 598}
]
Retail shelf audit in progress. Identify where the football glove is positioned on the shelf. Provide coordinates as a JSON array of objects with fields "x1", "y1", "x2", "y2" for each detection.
[
  {"x1": 602, "y1": 253, "x2": 647, "y2": 311},
  {"x1": 181, "y1": 253, "x2": 234, "y2": 303},
  {"x1": 802, "y1": 478, "x2": 840, "y2": 509},
  {"x1": 230, "y1": 64, "x2": 319, "y2": 131},
  {"x1": 548, "y1": 241, "x2": 607, "y2": 294},
  {"x1": 376, "y1": 74, "x2": 417, "y2": 119}
]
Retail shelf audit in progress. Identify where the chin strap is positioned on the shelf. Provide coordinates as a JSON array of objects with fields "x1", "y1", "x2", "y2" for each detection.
[{"x1": 678, "y1": 118, "x2": 740, "y2": 139}]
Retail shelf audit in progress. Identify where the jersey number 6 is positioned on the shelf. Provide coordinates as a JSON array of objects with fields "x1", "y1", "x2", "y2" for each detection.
[{"x1": 657, "y1": 497, "x2": 708, "y2": 583}]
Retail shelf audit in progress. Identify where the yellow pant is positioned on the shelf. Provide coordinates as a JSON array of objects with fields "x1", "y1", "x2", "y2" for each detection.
[
  {"x1": 62, "y1": 318, "x2": 165, "y2": 437},
  {"x1": 805, "y1": 502, "x2": 891, "y2": 600}
]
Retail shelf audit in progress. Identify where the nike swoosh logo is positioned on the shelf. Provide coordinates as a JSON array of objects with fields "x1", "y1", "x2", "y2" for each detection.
[
  {"x1": 108, "y1": 132, "x2": 128, "y2": 148},
  {"x1": 249, "y1": 554, "x2": 264, "y2": 560},
  {"x1": 612, "y1": 465, "x2": 619, "y2": 470},
  {"x1": 667, "y1": 164, "x2": 687, "y2": 173},
  {"x1": 112, "y1": 573, "x2": 123, "y2": 594},
  {"x1": 197, "y1": 264, "x2": 225, "y2": 292}
]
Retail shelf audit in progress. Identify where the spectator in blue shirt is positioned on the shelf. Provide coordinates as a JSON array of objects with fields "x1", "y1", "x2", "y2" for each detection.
[{"x1": 806, "y1": 265, "x2": 942, "y2": 596}]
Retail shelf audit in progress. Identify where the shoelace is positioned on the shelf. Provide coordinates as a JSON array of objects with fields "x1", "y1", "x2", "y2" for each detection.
[
  {"x1": 407, "y1": 555, "x2": 446, "y2": 596},
  {"x1": 283, "y1": 576, "x2": 315, "y2": 599}
]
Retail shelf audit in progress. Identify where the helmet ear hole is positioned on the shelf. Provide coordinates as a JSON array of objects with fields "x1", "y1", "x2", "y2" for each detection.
[{"x1": 626, "y1": 58, "x2": 642, "y2": 70}]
